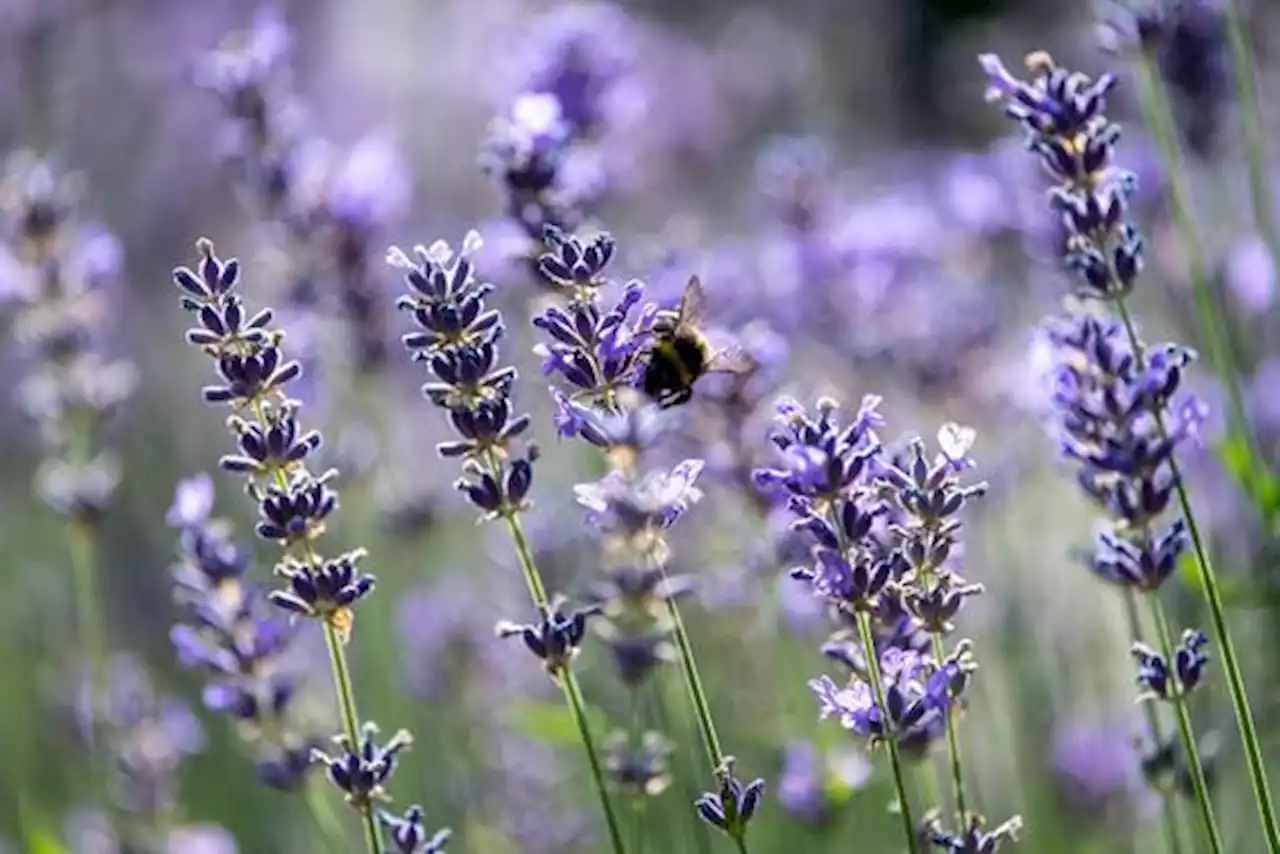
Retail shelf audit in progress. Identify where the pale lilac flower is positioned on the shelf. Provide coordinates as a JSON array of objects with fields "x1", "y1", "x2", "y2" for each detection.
[{"x1": 1223, "y1": 233, "x2": 1276, "y2": 313}]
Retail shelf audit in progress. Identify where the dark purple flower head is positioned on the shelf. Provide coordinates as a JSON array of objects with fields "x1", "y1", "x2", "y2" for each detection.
[
  {"x1": 1043, "y1": 311, "x2": 1197, "y2": 587},
  {"x1": 495, "y1": 596, "x2": 602, "y2": 678},
  {"x1": 379, "y1": 805, "x2": 451, "y2": 854},
  {"x1": 694, "y1": 757, "x2": 766, "y2": 842},
  {"x1": 531, "y1": 227, "x2": 657, "y2": 424},
  {"x1": 312, "y1": 722, "x2": 413, "y2": 808},
  {"x1": 810, "y1": 642, "x2": 973, "y2": 755},
  {"x1": 753, "y1": 395, "x2": 884, "y2": 506},
  {"x1": 391, "y1": 232, "x2": 541, "y2": 521},
  {"x1": 980, "y1": 52, "x2": 1142, "y2": 301},
  {"x1": 923, "y1": 810, "x2": 1023, "y2": 853},
  {"x1": 603, "y1": 729, "x2": 674, "y2": 796},
  {"x1": 1133, "y1": 627, "x2": 1210, "y2": 700},
  {"x1": 165, "y1": 475, "x2": 319, "y2": 792}
]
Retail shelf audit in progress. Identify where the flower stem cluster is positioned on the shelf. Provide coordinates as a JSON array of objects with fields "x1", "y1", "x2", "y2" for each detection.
[
  {"x1": 479, "y1": 6, "x2": 635, "y2": 271},
  {"x1": 0, "y1": 151, "x2": 136, "y2": 524},
  {"x1": 756, "y1": 395, "x2": 1016, "y2": 852},
  {"x1": 173, "y1": 239, "x2": 422, "y2": 853},
  {"x1": 0, "y1": 150, "x2": 135, "y2": 800},
  {"x1": 527, "y1": 226, "x2": 762, "y2": 845},
  {"x1": 194, "y1": 10, "x2": 406, "y2": 376},
  {"x1": 389, "y1": 230, "x2": 626, "y2": 853},
  {"x1": 166, "y1": 473, "x2": 320, "y2": 791},
  {"x1": 980, "y1": 50, "x2": 1258, "y2": 853},
  {"x1": 96, "y1": 656, "x2": 225, "y2": 852}
]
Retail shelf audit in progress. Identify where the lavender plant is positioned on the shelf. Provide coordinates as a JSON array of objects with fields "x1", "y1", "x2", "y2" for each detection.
[
  {"x1": 165, "y1": 473, "x2": 321, "y2": 792},
  {"x1": 96, "y1": 655, "x2": 236, "y2": 853},
  {"x1": 0, "y1": 152, "x2": 136, "y2": 791},
  {"x1": 1097, "y1": 1, "x2": 1276, "y2": 526},
  {"x1": 480, "y1": 5, "x2": 636, "y2": 279},
  {"x1": 980, "y1": 49, "x2": 1278, "y2": 851},
  {"x1": 754, "y1": 396, "x2": 1019, "y2": 853},
  {"x1": 387, "y1": 230, "x2": 626, "y2": 852},
  {"x1": 528, "y1": 226, "x2": 765, "y2": 850},
  {"x1": 193, "y1": 10, "x2": 407, "y2": 408},
  {"x1": 171, "y1": 239, "x2": 443, "y2": 852}
]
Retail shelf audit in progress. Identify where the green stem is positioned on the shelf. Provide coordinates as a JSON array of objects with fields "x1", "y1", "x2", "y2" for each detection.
[
  {"x1": 488, "y1": 455, "x2": 627, "y2": 854},
  {"x1": 322, "y1": 620, "x2": 383, "y2": 854},
  {"x1": 1120, "y1": 590, "x2": 1187, "y2": 854},
  {"x1": 657, "y1": 588, "x2": 752, "y2": 854},
  {"x1": 1132, "y1": 57, "x2": 1265, "y2": 486},
  {"x1": 1221, "y1": 1, "x2": 1280, "y2": 278},
  {"x1": 659, "y1": 595, "x2": 724, "y2": 769},
  {"x1": 653, "y1": 680, "x2": 714, "y2": 854},
  {"x1": 304, "y1": 777, "x2": 349, "y2": 853},
  {"x1": 68, "y1": 519, "x2": 108, "y2": 797},
  {"x1": 855, "y1": 613, "x2": 920, "y2": 854},
  {"x1": 928, "y1": 632, "x2": 967, "y2": 824},
  {"x1": 255, "y1": 396, "x2": 382, "y2": 854},
  {"x1": 1148, "y1": 597, "x2": 1225, "y2": 854},
  {"x1": 1113, "y1": 299, "x2": 1280, "y2": 850},
  {"x1": 829, "y1": 505, "x2": 918, "y2": 852}
]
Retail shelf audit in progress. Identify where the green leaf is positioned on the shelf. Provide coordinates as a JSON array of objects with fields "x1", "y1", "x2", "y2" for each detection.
[
  {"x1": 505, "y1": 698, "x2": 610, "y2": 746},
  {"x1": 22, "y1": 824, "x2": 68, "y2": 854},
  {"x1": 1214, "y1": 434, "x2": 1280, "y2": 518}
]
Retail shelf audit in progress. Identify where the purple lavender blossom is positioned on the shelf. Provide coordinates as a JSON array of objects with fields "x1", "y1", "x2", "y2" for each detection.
[
  {"x1": 775, "y1": 740, "x2": 871, "y2": 825},
  {"x1": 0, "y1": 151, "x2": 136, "y2": 523},
  {"x1": 194, "y1": 11, "x2": 407, "y2": 375},
  {"x1": 1050, "y1": 717, "x2": 1155, "y2": 821},
  {"x1": 165, "y1": 474, "x2": 320, "y2": 791}
]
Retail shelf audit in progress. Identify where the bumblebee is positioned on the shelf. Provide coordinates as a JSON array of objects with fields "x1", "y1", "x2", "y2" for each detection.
[{"x1": 641, "y1": 275, "x2": 753, "y2": 408}]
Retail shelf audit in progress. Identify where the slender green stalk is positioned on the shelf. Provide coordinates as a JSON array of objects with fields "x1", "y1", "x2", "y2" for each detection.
[
  {"x1": 487, "y1": 455, "x2": 627, "y2": 854},
  {"x1": 305, "y1": 777, "x2": 349, "y2": 853},
  {"x1": 1120, "y1": 589, "x2": 1187, "y2": 854},
  {"x1": 855, "y1": 612, "x2": 920, "y2": 854},
  {"x1": 256, "y1": 403, "x2": 381, "y2": 854},
  {"x1": 928, "y1": 632, "x2": 968, "y2": 823},
  {"x1": 1113, "y1": 299, "x2": 1280, "y2": 850},
  {"x1": 659, "y1": 593, "x2": 724, "y2": 769},
  {"x1": 1148, "y1": 596, "x2": 1225, "y2": 854},
  {"x1": 653, "y1": 680, "x2": 714, "y2": 854},
  {"x1": 828, "y1": 506, "x2": 918, "y2": 852},
  {"x1": 1131, "y1": 58, "x2": 1263, "y2": 474},
  {"x1": 918, "y1": 555, "x2": 967, "y2": 824},
  {"x1": 655, "y1": 586, "x2": 753, "y2": 854},
  {"x1": 320, "y1": 619, "x2": 382, "y2": 853},
  {"x1": 1221, "y1": 1, "x2": 1280, "y2": 274},
  {"x1": 68, "y1": 518, "x2": 108, "y2": 793}
]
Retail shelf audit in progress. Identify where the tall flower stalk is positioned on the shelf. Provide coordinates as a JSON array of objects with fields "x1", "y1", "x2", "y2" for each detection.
[
  {"x1": 0, "y1": 152, "x2": 136, "y2": 798},
  {"x1": 981, "y1": 50, "x2": 1277, "y2": 851},
  {"x1": 1219, "y1": 0, "x2": 1280, "y2": 275},
  {"x1": 755, "y1": 397, "x2": 1020, "y2": 854},
  {"x1": 172, "y1": 239, "x2": 441, "y2": 853},
  {"x1": 528, "y1": 226, "x2": 765, "y2": 850},
  {"x1": 387, "y1": 231, "x2": 626, "y2": 854}
]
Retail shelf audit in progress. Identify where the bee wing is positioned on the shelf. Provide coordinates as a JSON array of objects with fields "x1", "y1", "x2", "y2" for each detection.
[
  {"x1": 706, "y1": 345, "x2": 756, "y2": 376},
  {"x1": 677, "y1": 275, "x2": 708, "y2": 327}
]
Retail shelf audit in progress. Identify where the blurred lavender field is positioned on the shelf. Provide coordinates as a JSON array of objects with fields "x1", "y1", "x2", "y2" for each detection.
[{"x1": 2, "y1": 0, "x2": 1280, "y2": 852}]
